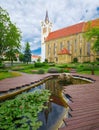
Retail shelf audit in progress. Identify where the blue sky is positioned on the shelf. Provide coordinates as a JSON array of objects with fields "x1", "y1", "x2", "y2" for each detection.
[{"x1": 0, "y1": 0, "x2": 99, "y2": 55}]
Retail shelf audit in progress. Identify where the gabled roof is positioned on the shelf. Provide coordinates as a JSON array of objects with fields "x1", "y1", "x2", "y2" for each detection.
[
  {"x1": 46, "y1": 22, "x2": 84, "y2": 41},
  {"x1": 45, "y1": 18, "x2": 99, "y2": 42},
  {"x1": 58, "y1": 48, "x2": 70, "y2": 55},
  {"x1": 31, "y1": 55, "x2": 41, "y2": 59}
]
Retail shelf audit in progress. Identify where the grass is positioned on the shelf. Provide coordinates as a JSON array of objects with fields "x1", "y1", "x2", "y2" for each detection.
[
  {"x1": 78, "y1": 70, "x2": 99, "y2": 75},
  {"x1": 0, "y1": 71, "x2": 22, "y2": 80},
  {"x1": 0, "y1": 62, "x2": 99, "y2": 80}
]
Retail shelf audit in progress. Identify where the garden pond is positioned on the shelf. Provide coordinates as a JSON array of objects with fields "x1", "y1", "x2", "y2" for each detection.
[
  {"x1": 0, "y1": 75, "x2": 93, "y2": 130},
  {"x1": 27, "y1": 75, "x2": 92, "y2": 130}
]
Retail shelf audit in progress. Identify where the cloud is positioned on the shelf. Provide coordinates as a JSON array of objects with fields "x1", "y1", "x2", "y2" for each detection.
[{"x1": 0, "y1": 0, "x2": 99, "y2": 55}]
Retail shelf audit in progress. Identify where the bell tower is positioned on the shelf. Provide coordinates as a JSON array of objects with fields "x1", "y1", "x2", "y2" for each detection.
[{"x1": 41, "y1": 10, "x2": 52, "y2": 62}]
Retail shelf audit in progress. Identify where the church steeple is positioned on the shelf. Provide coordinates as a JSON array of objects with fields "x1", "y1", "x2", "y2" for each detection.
[
  {"x1": 41, "y1": 11, "x2": 53, "y2": 62},
  {"x1": 45, "y1": 10, "x2": 49, "y2": 23}
]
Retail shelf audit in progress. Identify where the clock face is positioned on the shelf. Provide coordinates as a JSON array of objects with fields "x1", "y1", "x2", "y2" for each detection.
[{"x1": 43, "y1": 27, "x2": 46, "y2": 33}]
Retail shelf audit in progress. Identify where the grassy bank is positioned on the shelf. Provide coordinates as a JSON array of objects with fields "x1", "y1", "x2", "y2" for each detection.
[{"x1": 0, "y1": 71, "x2": 21, "y2": 80}]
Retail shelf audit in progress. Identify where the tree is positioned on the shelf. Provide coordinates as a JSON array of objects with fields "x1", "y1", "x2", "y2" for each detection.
[
  {"x1": 6, "y1": 23, "x2": 21, "y2": 65},
  {"x1": 84, "y1": 26, "x2": 99, "y2": 75},
  {"x1": 0, "y1": 7, "x2": 21, "y2": 65},
  {"x1": 84, "y1": 27, "x2": 99, "y2": 52},
  {"x1": 19, "y1": 53, "x2": 24, "y2": 62},
  {"x1": 0, "y1": 7, "x2": 11, "y2": 59},
  {"x1": 24, "y1": 42, "x2": 31, "y2": 64}
]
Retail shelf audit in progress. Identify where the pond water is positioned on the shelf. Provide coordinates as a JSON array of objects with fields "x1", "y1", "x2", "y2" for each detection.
[
  {"x1": 27, "y1": 76, "x2": 91, "y2": 130},
  {"x1": 28, "y1": 77, "x2": 68, "y2": 130},
  {"x1": 0, "y1": 75, "x2": 92, "y2": 130}
]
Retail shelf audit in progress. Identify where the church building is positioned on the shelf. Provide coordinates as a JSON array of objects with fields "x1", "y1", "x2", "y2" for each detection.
[{"x1": 41, "y1": 11, "x2": 99, "y2": 63}]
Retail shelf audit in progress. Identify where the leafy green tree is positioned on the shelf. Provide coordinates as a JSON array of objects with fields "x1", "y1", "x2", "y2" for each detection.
[
  {"x1": 84, "y1": 26, "x2": 99, "y2": 75},
  {"x1": 37, "y1": 57, "x2": 41, "y2": 62},
  {"x1": 84, "y1": 27, "x2": 99, "y2": 52},
  {"x1": 0, "y1": 7, "x2": 11, "y2": 59},
  {"x1": 6, "y1": 23, "x2": 21, "y2": 65},
  {"x1": 19, "y1": 53, "x2": 24, "y2": 62},
  {"x1": 24, "y1": 42, "x2": 31, "y2": 64},
  {"x1": 0, "y1": 7, "x2": 21, "y2": 65}
]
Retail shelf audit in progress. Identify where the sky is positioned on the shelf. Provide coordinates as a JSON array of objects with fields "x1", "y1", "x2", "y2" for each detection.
[{"x1": 0, "y1": 0, "x2": 99, "y2": 55}]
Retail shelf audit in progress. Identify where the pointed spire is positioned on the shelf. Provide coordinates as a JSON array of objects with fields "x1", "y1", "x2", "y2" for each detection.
[{"x1": 45, "y1": 10, "x2": 49, "y2": 23}]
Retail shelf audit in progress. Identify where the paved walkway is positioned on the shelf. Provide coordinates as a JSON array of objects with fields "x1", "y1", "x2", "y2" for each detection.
[
  {"x1": 0, "y1": 73, "x2": 99, "y2": 130},
  {"x1": 0, "y1": 73, "x2": 51, "y2": 92}
]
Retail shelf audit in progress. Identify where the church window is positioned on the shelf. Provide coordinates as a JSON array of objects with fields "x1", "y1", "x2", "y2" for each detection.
[
  {"x1": 87, "y1": 42, "x2": 90, "y2": 56},
  {"x1": 53, "y1": 43, "x2": 56, "y2": 55},
  {"x1": 60, "y1": 42, "x2": 63, "y2": 50},
  {"x1": 74, "y1": 39, "x2": 77, "y2": 52},
  {"x1": 67, "y1": 41, "x2": 70, "y2": 51},
  {"x1": 80, "y1": 48, "x2": 82, "y2": 56},
  {"x1": 48, "y1": 44, "x2": 50, "y2": 55}
]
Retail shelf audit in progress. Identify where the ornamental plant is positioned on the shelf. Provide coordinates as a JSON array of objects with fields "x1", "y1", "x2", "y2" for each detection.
[{"x1": 0, "y1": 89, "x2": 51, "y2": 130}]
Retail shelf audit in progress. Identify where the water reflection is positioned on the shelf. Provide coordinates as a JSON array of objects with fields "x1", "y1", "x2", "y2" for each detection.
[
  {"x1": 38, "y1": 102, "x2": 66, "y2": 130},
  {"x1": 28, "y1": 78, "x2": 68, "y2": 130},
  {"x1": 28, "y1": 76, "x2": 90, "y2": 130}
]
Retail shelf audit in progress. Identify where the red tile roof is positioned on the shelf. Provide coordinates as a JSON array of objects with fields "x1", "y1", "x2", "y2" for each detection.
[
  {"x1": 83, "y1": 19, "x2": 99, "y2": 32},
  {"x1": 58, "y1": 48, "x2": 70, "y2": 55},
  {"x1": 46, "y1": 22, "x2": 84, "y2": 41},
  {"x1": 31, "y1": 55, "x2": 41, "y2": 58},
  {"x1": 91, "y1": 19, "x2": 99, "y2": 27},
  {"x1": 45, "y1": 19, "x2": 99, "y2": 42}
]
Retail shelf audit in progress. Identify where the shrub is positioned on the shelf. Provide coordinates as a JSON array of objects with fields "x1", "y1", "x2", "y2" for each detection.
[
  {"x1": 73, "y1": 57, "x2": 78, "y2": 63},
  {"x1": 48, "y1": 67, "x2": 59, "y2": 73},
  {"x1": 64, "y1": 69, "x2": 70, "y2": 73},
  {"x1": 37, "y1": 69, "x2": 45, "y2": 74},
  {"x1": 44, "y1": 59, "x2": 48, "y2": 63},
  {"x1": 48, "y1": 62, "x2": 55, "y2": 66},
  {"x1": 34, "y1": 62, "x2": 45, "y2": 67},
  {"x1": 58, "y1": 64, "x2": 67, "y2": 68},
  {"x1": 96, "y1": 58, "x2": 99, "y2": 62},
  {"x1": 0, "y1": 69, "x2": 8, "y2": 72},
  {"x1": 58, "y1": 68, "x2": 64, "y2": 73},
  {"x1": 0, "y1": 63, "x2": 5, "y2": 69},
  {"x1": 11, "y1": 66, "x2": 25, "y2": 71}
]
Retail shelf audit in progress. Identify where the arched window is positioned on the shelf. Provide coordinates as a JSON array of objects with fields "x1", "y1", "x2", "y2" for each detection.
[
  {"x1": 67, "y1": 41, "x2": 70, "y2": 51},
  {"x1": 48, "y1": 44, "x2": 50, "y2": 55},
  {"x1": 53, "y1": 43, "x2": 57, "y2": 55},
  {"x1": 80, "y1": 48, "x2": 82, "y2": 56},
  {"x1": 87, "y1": 42, "x2": 90, "y2": 56},
  {"x1": 60, "y1": 42, "x2": 63, "y2": 50},
  {"x1": 74, "y1": 39, "x2": 77, "y2": 52}
]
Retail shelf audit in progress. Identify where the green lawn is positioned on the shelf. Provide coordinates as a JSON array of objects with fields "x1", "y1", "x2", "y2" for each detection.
[
  {"x1": 78, "y1": 70, "x2": 99, "y2": 75},
  {"x1": 0, "y1": 71, "x2": 21, "y2": 80},
  {"x1": 0, "y1": 62, "x2": 99, "y2": 80}
]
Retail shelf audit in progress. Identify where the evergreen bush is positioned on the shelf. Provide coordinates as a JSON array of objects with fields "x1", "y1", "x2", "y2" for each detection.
[
  {"x1": 48, "y1": 68, "x2": 59, "y2": 73},
  {"x1": 37, "y1": 69, "x2": 45, "y2": 74},
  {"x1": 73, "y1": 57, "x2": 78, "y2": 63}
]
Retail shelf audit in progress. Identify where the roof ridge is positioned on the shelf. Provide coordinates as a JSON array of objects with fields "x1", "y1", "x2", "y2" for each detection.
[
  {"x1": 45, "y1": 18, "x2": 99, "y2": 42},
  {"x1": 50, "y1": 22, "x2": 85, "y2": 34}
]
